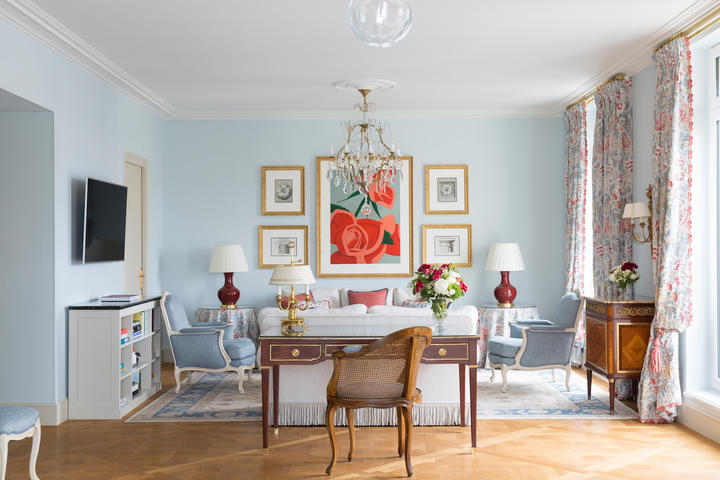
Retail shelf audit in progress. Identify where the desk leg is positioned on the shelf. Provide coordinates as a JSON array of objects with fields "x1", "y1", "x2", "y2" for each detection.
[
  {"x1": 469, "y1": 365, "x2": 477, "y2": 449},
  {"x1": 261, "y1": 367, "x2": 269, "y2": 453},
  {"x1": 458, "y1": 364, "x2": 466, "y2": 427},
  {"x1": 273, "y1": 365, "x2": 280, "y2": 434},
  {"x1": 608, "y1": 378, "x2": 616, "y2": 415}
]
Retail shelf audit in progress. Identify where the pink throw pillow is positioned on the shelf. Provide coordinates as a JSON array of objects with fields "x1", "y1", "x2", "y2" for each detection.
[{"x1": 347, "y1": 288, "x2": 389, "y2": 308}]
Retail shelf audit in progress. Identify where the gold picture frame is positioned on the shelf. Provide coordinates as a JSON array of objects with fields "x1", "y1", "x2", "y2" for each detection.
[
  {"x1": 316, "y1": 156, "x2": 414, "y2": 277},
  {"x1": 258, "y1": 225, "x2": 309, "y2": 269},
  {"x1": 425, "y1": 165, "x2": 469, "y2": 214},
  {"x1": 262, "y1": 166, "x2": 305, "y2": 215},
  {"x1": 422, "y1": 224, "x2": 472, "y2": 267}
]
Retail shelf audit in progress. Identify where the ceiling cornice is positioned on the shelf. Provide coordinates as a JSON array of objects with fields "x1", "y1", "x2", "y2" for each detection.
[
  {"x1": 0, "y1": 0, "x2": 176, "y2": 117},
  {"x1": 554, "y1": 0, "x2": 720, "y2": 114},
  {"x1": 1, "y1": 0, "x2": 717, "y2": 120}
]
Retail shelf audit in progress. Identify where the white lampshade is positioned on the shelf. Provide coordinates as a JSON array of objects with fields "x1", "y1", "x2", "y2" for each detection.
[
  {"x1": 269, "y1": 264, "x2": 316, "y2": 285},
  {"x1": 622, "y1": 202, "x2": 651, "y2": 219},
  {"x1": 485, "y1": 243, "x2": 525, "y2": 272},
  {"x1": 209, "y1": 245, "x2": 249, "y2": 273}
]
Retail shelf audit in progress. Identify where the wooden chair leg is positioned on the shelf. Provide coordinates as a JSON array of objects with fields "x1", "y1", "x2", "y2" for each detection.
[
  {"x1": 30, "y1": 420, "x2": 40, "y2": 480},
  {"x1": 565, "y1": 364, "x2": 572, "y2": 392},
  {"x1": 552, "y1": 369, "x2": 556, "y2": 382},
  {"x1": 501, "y1": 365, "x2": 508, "y2": 393},
  {"x1": 325, "y1": 405, "x2": 339, "y2": 475},
  {"x1": 396, "y1": 406, "x2": 405, "y2": 457},
  {"x1": 1, "y1": 437, "x2": 8, "y2": 480},
  {"x1": 489, "y1": 363, "x2": 495, "y2": 382},
  {"x1": 174, "y1": 366, "x2": 182, "y2": 393},
  {"x1": 237, "y1": 368, "x2": 245, "y2": 393},
  {"x1": 404, "y1": 405, "x2": 414, "y2": 477},
  {"x1": 346, "y1": 408, "x2": 355, "y2": 462}
]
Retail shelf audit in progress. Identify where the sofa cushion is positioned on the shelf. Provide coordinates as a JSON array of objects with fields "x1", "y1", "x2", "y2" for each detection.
[
  {"x1": 280, "y1": 292, "x2": 312, "y2": 309},
  {"x1": 393, "y1": 287, "x2": 421, "y2": 306},
  {"x1": 311, "y1": 288, "x2": 342, "y2": 308},
  {"x1": 401, "y1": 299, "x2": 430, "y2": 309},
  {"x1": 347, "y1": 288, "x2": 389, "y2": 308}
]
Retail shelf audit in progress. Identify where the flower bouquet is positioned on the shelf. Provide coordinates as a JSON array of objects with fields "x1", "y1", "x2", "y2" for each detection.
[
  {"x1": 609, "y1": 262, "x2": 639, "y2": 291},
  {"x1": 409, "y1": 263, "x2": 468, "y2": 325}
]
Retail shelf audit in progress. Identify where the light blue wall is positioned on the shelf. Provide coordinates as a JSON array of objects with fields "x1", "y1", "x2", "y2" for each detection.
[
  {"x1": 0, "y1": 112, "x2": 54, "y2": 402},
  {"x1": 161, "y1": 118, "x2": 566, "y2": 318},
  {"x1": 0, "y1": 18, "x2": 165, "y2": 403},
  {"x1": 631, "y1": 65, "x2": 656, "y2": 297}
]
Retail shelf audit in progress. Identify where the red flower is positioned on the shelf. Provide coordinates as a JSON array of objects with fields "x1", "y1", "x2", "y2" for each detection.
[
  {"x1": 369, "y1": 182, "x2": 395, "y2": 209},
  {"x1": 330, "y1": 209, "x2": 387, "y2": 264},
  {"x1": 460, "y1": 281, "x2": 468, "y2": 293},
  {"x1": 431, "y1": 269, "x2": 442, "y2": 281},
  {"x1": 414, "y1": 279, "x2": 425, "y2": 294},
  {"x1": 621, "y1": 262, "x2": 639, "y2": 271},
  {"x1": 417, "y1": 264, "x2": 431, "y2": 273}
]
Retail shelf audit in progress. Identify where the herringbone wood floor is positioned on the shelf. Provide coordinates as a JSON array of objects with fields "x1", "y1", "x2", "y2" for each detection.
[{"x1": 4, "y1": 367, "x2": 719, "y2": 479}]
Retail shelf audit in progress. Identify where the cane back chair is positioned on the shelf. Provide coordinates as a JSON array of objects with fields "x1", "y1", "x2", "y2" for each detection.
[{"x1": 325, "y1": 326, "x2": 432, "y2": 477}]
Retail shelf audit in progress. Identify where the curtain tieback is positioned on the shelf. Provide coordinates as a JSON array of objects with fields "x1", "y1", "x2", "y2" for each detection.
[{"x1": 649, "y1": 328, "x2": 663, "y2": 373}]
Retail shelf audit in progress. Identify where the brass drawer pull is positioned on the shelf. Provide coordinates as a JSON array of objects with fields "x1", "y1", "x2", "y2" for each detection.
[
  {"x1": 438, "y1": 348, "x2": 447, "y2": 357},
  {"x1": 291, "y1": 348, "x2": 300, "y2": 358}
]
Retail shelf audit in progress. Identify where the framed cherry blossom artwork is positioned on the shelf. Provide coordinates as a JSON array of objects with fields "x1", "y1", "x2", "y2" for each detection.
[
  {"x1": 425, "y1": 165, "x2": 468, "y2": 214},
  {"x1": 262, "y1": 166, "x2": 305, "y2": 215},
  {"x1": 316, "y1": 156, "x2": 413, "y2": 277}
]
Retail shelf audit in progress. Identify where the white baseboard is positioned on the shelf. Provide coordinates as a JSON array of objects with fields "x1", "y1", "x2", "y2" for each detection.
[
  {"x1": 0, "y1": 398, "x2": 68, "y2": 426},
  {"x1": 679, "y1": 392, "x2": 720, "y2": 444}
]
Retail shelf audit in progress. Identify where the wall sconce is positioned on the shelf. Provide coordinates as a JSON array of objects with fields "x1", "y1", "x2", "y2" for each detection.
[{"x1": 622, "y1": 185, "x2": 653, "y2": 245}]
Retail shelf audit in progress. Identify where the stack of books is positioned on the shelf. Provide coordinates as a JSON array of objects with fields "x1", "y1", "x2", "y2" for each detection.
[
  {"x1": 132, "y1": 312, "x2": 145, "y2": 339},
  {"x1": 120, "y1": 363, "x2": 125, "y2": 375},
  {"x1": 120, "y1": 329, "x2": 129, "y2": 345},
  {"x1": 100, "y1": 294, "x2": 141, "y2": 303}
]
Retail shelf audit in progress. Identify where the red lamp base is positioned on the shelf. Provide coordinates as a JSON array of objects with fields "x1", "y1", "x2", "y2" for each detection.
[
  {"x1": 218, "y1": 272, "x2": 240, "y2": 309},
  {"x1": 493, "y1": 271, "x2": 517, "y2": 307}
]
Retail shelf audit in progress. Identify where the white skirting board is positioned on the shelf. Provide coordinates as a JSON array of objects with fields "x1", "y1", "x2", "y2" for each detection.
[
  {"x1": 679, "y1": 392, "x2": 720, "y2": 444},
  {"x1": 0, "y1": 398, "x2": 68, "y2": 426},
  {"x1": 273, "y1": 402, "x2": 472, "y2": 427}
]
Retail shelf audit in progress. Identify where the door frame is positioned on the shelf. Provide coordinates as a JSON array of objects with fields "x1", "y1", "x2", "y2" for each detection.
[{"x1": 123, "y1": 151, "x2": 149, "y2": 293}]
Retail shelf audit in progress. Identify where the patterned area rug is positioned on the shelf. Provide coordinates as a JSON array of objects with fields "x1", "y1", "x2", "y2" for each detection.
[{"x1": 126, "y1": 369, "x2": 636, "y2": 423}]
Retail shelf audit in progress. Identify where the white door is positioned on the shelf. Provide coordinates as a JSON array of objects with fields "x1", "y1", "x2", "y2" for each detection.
[{"x1": 123, "y1": 153, "x2": 148, "y2": 294}]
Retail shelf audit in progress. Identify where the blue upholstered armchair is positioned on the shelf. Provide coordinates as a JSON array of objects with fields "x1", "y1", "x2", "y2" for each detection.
[
  {"x1": 487, "y1": 291, "x2": 584, "y2": 393},
  {"x1": 161, "y1": 291, "x2": 256, "y2": 393}
]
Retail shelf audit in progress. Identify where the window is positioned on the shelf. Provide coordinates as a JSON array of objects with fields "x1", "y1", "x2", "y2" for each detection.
[{"x1": 711, "y1": 43, "x2": 720, "y2": 387}]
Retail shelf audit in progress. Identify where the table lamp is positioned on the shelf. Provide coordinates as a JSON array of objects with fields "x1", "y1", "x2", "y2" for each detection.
[
  {"x1": 209, "y1": 244, "x2": 249, "y2": 309},
  {"x1": 485, "y1": 242, "x2": 525, "y2": 307},
  {"x1": 269, "y1": 242, "x2": 316, "y2": 336}
]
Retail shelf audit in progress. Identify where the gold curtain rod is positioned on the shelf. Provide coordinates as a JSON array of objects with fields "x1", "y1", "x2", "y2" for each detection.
[
  {"x1": 654, "y1": 5, "x2": 720, "y2": 53},
  {"x1": 565, "y1": 74, "x2": 629, "y2": 111}
]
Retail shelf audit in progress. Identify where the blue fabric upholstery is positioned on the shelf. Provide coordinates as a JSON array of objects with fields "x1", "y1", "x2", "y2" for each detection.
[
  {"x1": 554, "y1": 292, "x2": 582, "y2": 329},
  {"x1": 518, "y1": 329, "x2": 575, "y2": 367},
  {"x1": 515, "y1": 319, "x2": 554, "y2": 326},
  {"x1": 488, "y1": 353, "x2": 516, "y2": 366},
  {"x1": 164, "y1": 294, "x2": 191, "y2": 331},
  {"x1": 0, "y1": 406, "x2": 38, "y2": 435},
  {"x1": 488, "y1": 336, "x2": 522, "y2": 358},
  {"x1": 223, "y1": 337, "x2": 255, "y2": 362},
  {"x1": 343, "y1": 344, "x2": 363, "y2": 354},
  {"x1": 169, "y1": 331, "x2": 228, "y2": 369}
]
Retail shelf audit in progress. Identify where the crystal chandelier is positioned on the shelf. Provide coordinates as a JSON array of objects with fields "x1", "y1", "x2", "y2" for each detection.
[
  {"x1": 348, "y1": 0, "x2": 413, "y2": 48},
  {"x1": 329, "y1": 82, "x2": 402, "y2": 196}
]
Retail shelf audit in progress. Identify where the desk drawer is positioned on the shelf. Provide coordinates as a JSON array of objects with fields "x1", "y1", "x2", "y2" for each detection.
[
  {"x1": 269, "y1": 344, "x2": 322, "y2": 362},
  {"x1": 423, "y1": 343, "x2": 468, "y2": 361}
]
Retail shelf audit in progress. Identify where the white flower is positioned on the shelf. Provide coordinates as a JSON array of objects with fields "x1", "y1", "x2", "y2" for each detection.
[
  {"x1": 434, "y1": 278, "x2": 451, "y2": 296},
  {"x1": 609, "y1": 273, "x2": 616, "y2": 281},
  {"x1": 630, "y1": 273, "x2": 638, "y2": 280}
]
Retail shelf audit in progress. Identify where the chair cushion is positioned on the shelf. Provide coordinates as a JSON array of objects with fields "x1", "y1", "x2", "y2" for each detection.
[
  {"x1": 488, "y1": 336, "x2": 523, "y2": 358},
  {"x1": 223, "y1": 337, "x2": 256, "y2": 362},
  {"x1": 0, "y1": 406, "x2": 39, "y2": 435},
  {"x1": 488, "y1": 353, "x2": 517, "y2": 366}
]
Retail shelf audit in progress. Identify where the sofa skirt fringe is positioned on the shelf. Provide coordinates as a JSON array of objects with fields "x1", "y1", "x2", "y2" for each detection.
[{"x1": 273, "y1": 402, "x2": 472, "y2": 426}]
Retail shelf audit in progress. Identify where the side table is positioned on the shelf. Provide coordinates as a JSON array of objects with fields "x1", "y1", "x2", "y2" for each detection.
[
  {"x1": 195, "y1": 306, "x2": 259, "y2": 348},
  {"x1": 477, "y1": 304, "x2": 539, "y2": 368}
]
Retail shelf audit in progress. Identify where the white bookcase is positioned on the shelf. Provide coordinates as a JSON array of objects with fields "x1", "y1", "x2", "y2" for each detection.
[{"x1": 68, "y1": 297, "x2": 162, "y2": 419}]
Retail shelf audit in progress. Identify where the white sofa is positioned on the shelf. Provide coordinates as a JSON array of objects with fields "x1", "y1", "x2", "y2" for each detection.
[{"x1": 257, "y1": 288, "x2": 478, "y2": 426}]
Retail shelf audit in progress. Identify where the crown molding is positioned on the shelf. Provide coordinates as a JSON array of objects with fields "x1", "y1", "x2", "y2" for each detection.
[
  {"x1": 554, "y1": 0, "x2": 720, "y2": 114},
  {"x1": 0, "y1": 0, "x2": 176, "y2": 117},
  {"x1": 171, "y1": 107, "x2": 560, "y2": 120}
]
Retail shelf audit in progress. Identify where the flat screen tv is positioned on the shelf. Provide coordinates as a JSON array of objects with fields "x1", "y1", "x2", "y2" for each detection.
[{"x1": 83, "y1": 178, "x2": 128, "y2": 263}]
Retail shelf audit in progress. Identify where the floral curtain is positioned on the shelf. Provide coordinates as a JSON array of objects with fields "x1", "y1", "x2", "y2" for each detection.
[
  {"x1": 564, "y1": 102, "x2": 588, "y2": 364},
  {"x1": 637, "y1": 37, "x2": 693, "y2": 423},
  {"x1": 592, "y1": 78, "x2": 634, "y2": 298}
]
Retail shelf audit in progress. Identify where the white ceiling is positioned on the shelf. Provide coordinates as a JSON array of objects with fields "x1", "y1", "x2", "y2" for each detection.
[{"x1": 4, "y1": 0, "x2": 718, "y2": 118}]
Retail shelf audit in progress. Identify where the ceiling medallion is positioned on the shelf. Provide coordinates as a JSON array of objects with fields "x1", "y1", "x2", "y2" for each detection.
[
  {"x1": 348, "y1": 0, "x2": 413, "y2": 48},
  {"x1": 328, "y1": 79, "x2": 402, "y2": 196}
]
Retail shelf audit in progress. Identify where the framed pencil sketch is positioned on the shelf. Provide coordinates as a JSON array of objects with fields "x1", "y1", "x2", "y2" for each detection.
[
  {"x1": 262, "y1": 166, "x2": 305, "y2": 215},
  {"x1": 422, "y1": 224, "x2": 472, "y2": 267},
  {"x1": 316, "y1": 156, "x2": 414, "y2": 277},
  {"x1": 425, "y1": 165, "x2": 468, "y2": 214},
  {"x1": 258, "y1": 225, "x2": 308, "y2": 268}
]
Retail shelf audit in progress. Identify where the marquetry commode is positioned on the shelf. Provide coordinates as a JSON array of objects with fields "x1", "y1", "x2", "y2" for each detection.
[{"x1": 584, "y1": 295, "x2": 654, "y2": 414}]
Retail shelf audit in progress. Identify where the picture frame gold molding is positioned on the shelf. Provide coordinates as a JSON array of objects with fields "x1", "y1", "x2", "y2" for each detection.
[
  {"x1": 421, "y1": 224, "x2": 473, "y2": 267},
  {"x1": 425, "y1": 164, "x2": 469, "y2": 215},
  {"x1": 261, "y1": 166, "x2": 305, "y2": 216},
  {"x1": 258, "y1": 225, "x2": 309, "y2": 269}
]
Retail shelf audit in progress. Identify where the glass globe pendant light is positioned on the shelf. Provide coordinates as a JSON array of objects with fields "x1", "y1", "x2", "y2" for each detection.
[{"x1": 348, "y1": 0, "x2": 413, "y2": 48}]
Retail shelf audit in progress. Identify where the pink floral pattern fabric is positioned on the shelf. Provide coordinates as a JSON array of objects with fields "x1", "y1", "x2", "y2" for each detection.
[
  {"x1": 564, "y1": 102, "x2": 588, "y2": 363},
  {"x1": 592, "y1": 79, "x2": 634, "y2": 298},
  {"x1": 637, "y1": 38, "x2": 693, "y2": 423}
]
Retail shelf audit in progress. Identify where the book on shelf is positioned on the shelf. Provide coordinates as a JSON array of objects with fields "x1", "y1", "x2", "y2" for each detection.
[
  {"x1": 100, "y1": 294, "x2": 141, "y2": 302},
  {"x1": 120, "y1": 329, "x2": 129, "y2": 345}
]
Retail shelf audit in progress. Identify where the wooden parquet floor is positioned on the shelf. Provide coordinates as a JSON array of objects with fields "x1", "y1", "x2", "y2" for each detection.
[{"x1": 4, "y1": 367, "x2": 720, "y2": 480}]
